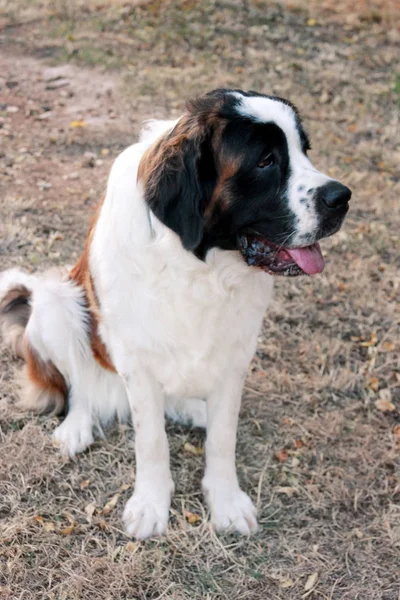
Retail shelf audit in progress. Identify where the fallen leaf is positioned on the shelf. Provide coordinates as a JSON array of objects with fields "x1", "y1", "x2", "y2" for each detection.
[
  {"x1": 80, "y1": 478, "x2": 91, "y2": 490},
  {"x1": 59, "y1": 524, "x2": 75, "y2": 535},
  {"x1": 183, "y1": 510, "x2": 201, "y2": 525},
  {"x1": 97, "y1": 518, "x2": 108, "y2": 531},
  {"x1": 36, "y1": 112, "x2": 53, "y2": 120},
  {"x1": 375, "y1": 393, "x2": 395, "y2": 413},
  {"x1": 360, "y1": 332, "x2": 378, "y2": 347},
  {"x1": 183, "y1": 442, "x2": 204, "y2": 456},
  {"x1": 392, "y1": 425, "x2": 400, "y2": 444},
  {"x1": 319, "y1": 90, "x2": 330, "y2": 104},
  {"x1": 275, "y1": 486, "x2": 296, "y2": 497},
  {"x1": 354, "y1": 223, "x2": 370, "y2": 234},
  {"x1": 280, "y1": 579, "x2": 294, "y2": 588},
  {"x1": 119, "y1": 483, "x2": 130, "y2": 492},
  {"x1": 59, "y1": 513, "x2": 76, "y2": 535},
  {"x1": 304, "y1": 572, "x2": 318, "y2": 592},
  {"x1": 383, "y1": 342, "x2": 395, "y2": 352},
  {"x1": 368, "y1": 377, "x2": 379, "y2": 392},
  {"x1": 69, "y1": 119, "x2": 87, "y2": 128},
  {"x1": 306, "y1": 18, "x2": 317, "y2": 26},
  {"x1": 275, "y1": 449, "x2": 289, "y2": 462},
  {"x1": 99, "y1": 484, "x2": 129, "y2": 515},
  {"x1": 85, "y1": 502, "x2": 97, "y2": 523},
  {"x1": 126, "y1": 541, "x2": 138, "y2": 553},
  {"x1": 252, "y1": 418, "x2": 262, "y2": 432},
  {"x1": 102, "y1": 492, "x2": 121, "y2": 515},
  {"x1": 34, "y1": 516, "x2": 56, "y2": 532},
  {"x1": 353, "y1": 528, "x2": 364, "y2": 538}
]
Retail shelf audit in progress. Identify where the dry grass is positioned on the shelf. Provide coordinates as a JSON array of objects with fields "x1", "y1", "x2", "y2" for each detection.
[{"x1": 0, "y1": 1, "x2": 400, "y2": 598}]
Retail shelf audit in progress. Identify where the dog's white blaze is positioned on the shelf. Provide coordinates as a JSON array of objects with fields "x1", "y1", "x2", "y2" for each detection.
[{"x1": 235, "y1": 93, "x2": 333, "y2": 244}]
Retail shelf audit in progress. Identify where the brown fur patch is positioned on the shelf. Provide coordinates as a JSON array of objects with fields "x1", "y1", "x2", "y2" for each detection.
[
  {"x1": 23, "y1": 342, "x2": 67, "y2": 415},
  {"x1": 138, "y1": 91, "x2": 226, "y2": 197},
  {"x1": 137, "y1": 91, "x2": 238, "y2": 238},
  {"x1": 205, "y1": 157, "x2": 240, "y2": 222},
  {"x1": 70, "y1": 199, "x2": 116, "y2": 373},
  {"x1": 137, "y1": 117, "x2": 202, "y2": 191}
]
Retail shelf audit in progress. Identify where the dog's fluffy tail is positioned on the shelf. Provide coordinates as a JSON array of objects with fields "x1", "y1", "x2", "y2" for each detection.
[
  {"x1": 0, "y1": 269, "x2": 33, "y2": 358},
  {"x1": 0, "y1": 268, "x2": 68, "y2": 415}
]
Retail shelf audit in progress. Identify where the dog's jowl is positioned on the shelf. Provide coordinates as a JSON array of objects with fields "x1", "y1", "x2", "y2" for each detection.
[{"x1": 0, "y1": 89, "x2": 350, "y2": 539}]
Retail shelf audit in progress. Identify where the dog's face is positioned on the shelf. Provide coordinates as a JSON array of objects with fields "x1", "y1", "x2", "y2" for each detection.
[{"x1": 139, "y1": 89, "x2": 351, "y2": 275}]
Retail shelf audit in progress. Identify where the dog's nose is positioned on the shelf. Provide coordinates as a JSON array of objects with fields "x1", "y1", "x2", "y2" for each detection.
[{"x1": 320, "y1": 181, "x2": 351, "y2": 209}]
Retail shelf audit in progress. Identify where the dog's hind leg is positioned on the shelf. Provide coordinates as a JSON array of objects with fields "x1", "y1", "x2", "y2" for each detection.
[
  {"x1": 52, "y1": 385, "x2": 94, "y2": 456},
  {"x1": 1, "y1": 267, "x2": 96, "y2": 457},
  {"x1": 28, "y1": 279, "x2": 96, "y2": 456}
]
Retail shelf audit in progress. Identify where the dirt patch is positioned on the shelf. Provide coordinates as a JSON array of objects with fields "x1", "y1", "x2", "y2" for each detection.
[{"x1": 1, "y1": 1, "x2": 399, "y2": 599}]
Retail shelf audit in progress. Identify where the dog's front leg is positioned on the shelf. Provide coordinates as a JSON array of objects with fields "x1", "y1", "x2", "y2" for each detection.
[
  {"x1": 202, "y1": 373, "x2": 258, "y2": 535},
  {"x1": 120, "y1": 367, "x2": 174, "y2": 539}
]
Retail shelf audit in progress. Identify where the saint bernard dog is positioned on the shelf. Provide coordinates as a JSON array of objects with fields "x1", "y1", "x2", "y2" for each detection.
[{"x1": 0, "y1": 89, "x2": 351, "y2": 539}]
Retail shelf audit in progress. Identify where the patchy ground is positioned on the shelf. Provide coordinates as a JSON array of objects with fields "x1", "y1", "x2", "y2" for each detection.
[{"x1": 0, "y1": 1, "x2": 399, "y2": 599}]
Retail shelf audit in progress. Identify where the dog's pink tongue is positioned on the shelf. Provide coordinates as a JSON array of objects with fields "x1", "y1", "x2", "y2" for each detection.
[{"x1": 286, "y1": 243, "x2": 325, "y2": 275}]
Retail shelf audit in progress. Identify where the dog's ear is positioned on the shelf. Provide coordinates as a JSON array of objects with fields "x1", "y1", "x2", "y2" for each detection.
[{"x1": 140, "y1": 126, "x2": 217, "y2": 251}]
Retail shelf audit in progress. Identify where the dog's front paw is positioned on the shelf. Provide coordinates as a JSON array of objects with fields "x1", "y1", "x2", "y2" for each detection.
[
  {"x1": 52, "y1": 412, "x2": 94, "y2": 457},
  {"x1": 203, "y1": 478, "x2": 258, "y2": 535},
  {"x1": 123, "y1": 486, "x2": 172, "y2": 540}
]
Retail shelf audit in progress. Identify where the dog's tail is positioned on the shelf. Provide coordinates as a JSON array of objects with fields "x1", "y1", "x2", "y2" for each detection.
[
  {"x1": 0, "y1": 268, "x2": 68, "y2": 415},
  {"x1": 0, "y1": 269, "x2": 33, "y2": 359}
]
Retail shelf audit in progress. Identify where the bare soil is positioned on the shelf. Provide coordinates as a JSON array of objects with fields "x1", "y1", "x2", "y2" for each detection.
[{"x1": 0, "y1": 1, "x2": 399, "y2": 599}]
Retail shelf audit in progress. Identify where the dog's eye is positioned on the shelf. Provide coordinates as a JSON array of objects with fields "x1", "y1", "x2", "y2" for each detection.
[{"x1": 257, "y1": 154, "x2": 274, "y2": 169}]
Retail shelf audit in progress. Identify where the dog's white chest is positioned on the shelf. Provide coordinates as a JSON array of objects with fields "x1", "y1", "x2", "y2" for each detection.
[
  {"x1": 93, "y1": 235, "x2": 272, "y2": 398},
  {"x1": 146, "y1": 256, "x2": 272, "y2": 396}
]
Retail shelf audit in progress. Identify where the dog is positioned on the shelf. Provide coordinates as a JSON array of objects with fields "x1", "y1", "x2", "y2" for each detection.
[{"x1": 0, "y1": 89, "x2": 351, "y2": 539}]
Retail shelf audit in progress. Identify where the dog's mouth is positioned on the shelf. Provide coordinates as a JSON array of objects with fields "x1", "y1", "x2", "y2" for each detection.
[{"x1": 238, "y1": 234, "x2": 325, "y2": 276}]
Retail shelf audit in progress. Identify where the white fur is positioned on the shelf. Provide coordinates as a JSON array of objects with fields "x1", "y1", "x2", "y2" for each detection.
[
  {"x1": 0, "y1": 268, "x2": 36, "y2": 300},
  {"x1": 235, "y1": 93, "x2": 334, "y2": 245}
]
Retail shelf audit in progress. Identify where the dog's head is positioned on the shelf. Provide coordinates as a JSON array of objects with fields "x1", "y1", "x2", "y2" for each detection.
[{"x1": 138, "y1": 89, "x2": 351, "y2": 276}]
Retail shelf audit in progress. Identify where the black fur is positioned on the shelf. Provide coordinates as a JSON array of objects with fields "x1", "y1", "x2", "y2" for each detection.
[{"x1": 146, "y1": 135, "x2": 218, "y2": 251}]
